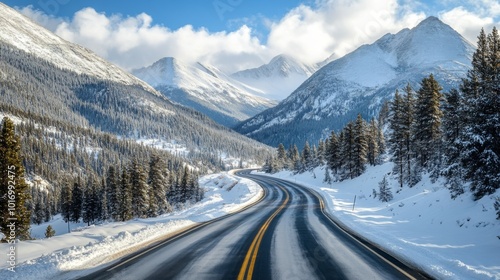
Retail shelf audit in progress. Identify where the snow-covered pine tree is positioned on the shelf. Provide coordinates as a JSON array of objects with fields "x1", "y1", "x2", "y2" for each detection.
[
  {"x1": 402, "y1": 84, "x2": 416, "y2": 185},
  {"x1": 367, "y1": 119, "x2": 380, "y2": 166},
  {"x1": 389, "y1": 91, "x2": 405, "y2": 188},
  {"x1": 378, "y1": 175, "x2": 393, "y2": 202},
  {"x1": 0, "y1": 117, "x2": 31, "y2": 240},
  {"x1": 276, "y1": 143, "x2": 288, "y2": 170},
  {"x1": 459, "y1": 27, "x2": 500, "y2": 199},
  {"x1": 326, "y1": 131, "x2": 340, "y2": 176},
  {"x1": 323, "y1": 166, "x2": 332, "y2": 184},
  {"x1": 442, "y1": 88, "x2": 465, "y2": 198},
  {"x1": 289, "y1": 144, "x2": 301, "y2": 173},
  {"x1": 130, "y1": 159, "x2": 149, "y2": 218},
  {"x1": 353, "y1": 114, "x2": 368, "y2": 177},
  {"x1": 301, "y1": 141, "x2": 312, "y2": 172},
  {"x1": 148, "y1": 154, "x2": 170, "y2": 216},
  {"x1": 45, "y1": 225, "x2": 55, "y2": 238},
  {"x1": 413, "y1": 74, "x2": 443, "y2": 172},
  {"x1": 340, "y1": 122, "x2": 355, "y2": 180}
]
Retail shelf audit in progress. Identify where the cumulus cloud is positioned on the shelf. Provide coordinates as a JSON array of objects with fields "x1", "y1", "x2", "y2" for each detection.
[
  {"x1": 266, "y1": 0, "x2": 425, "y2": 63},
  {"x1": 439, "y1": 3, "x2": 500, "y2": 44},
  {"x1": 15, "y1": 1, "x2": 498, "y2": 73}
]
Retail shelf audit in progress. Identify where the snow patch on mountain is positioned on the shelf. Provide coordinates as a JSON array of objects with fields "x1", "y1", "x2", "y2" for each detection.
[{"x1": 231, "y1": 54, "x2": 318, "y2": 101}]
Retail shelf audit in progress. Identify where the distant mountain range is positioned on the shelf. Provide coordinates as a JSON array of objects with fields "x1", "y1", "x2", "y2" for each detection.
[
  {"x1": 131, "y1": 54, "x2": 319, "y2": 127},
  {"x1": 132, "y1": 57, "x2": 277, "y2": 127},
  {"x1": 235, "y1": 16, "x2": 475, "y2": 147}
]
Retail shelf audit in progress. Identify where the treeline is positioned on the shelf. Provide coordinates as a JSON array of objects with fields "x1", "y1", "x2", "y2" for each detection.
[
  {"x1": 263, "y1": 113, "x2": 385, "y2": 183},
  {"x1": 265, "y1": 27, "x2": 500, "y2": 210},
  {"x1": 53, "y1": 159, "x2": 203, "y2": 228}
]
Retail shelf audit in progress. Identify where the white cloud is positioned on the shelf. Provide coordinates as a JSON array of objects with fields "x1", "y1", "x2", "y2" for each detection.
[
  {"x1": 438, "y1": 1, "x2": 500, "y2": 45},
  {"x1": 266, "y1": 0, "x2": 425, "y2": 63},
  {"x1": 15, "y1": 1, "x2": 498, "y2": 74}
]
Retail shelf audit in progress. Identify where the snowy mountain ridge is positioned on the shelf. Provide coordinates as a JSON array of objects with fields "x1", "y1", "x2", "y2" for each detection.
[
  {"x1": 132, "y1": 57, "x2": 277, "y2": 127},
  {"x1": 0, "y1": 2, "x2": 158, "y2": 94},
  {"x1": 236, "y1": 16, "x2": 475, "y2": 147},
  {"x1": 231, "y1": 54, "x2": 318, "y2": 101}
]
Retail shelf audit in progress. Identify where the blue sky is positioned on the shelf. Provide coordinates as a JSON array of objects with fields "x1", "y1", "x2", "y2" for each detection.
[
  {"x1": 5, "y1": 0, "x2": 499, "y2": 72},
  {"x1": 5, "y1": 0, "x2": 312, "y2": 34}
]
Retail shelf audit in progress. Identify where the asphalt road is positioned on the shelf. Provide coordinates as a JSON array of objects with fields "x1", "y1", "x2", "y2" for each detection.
[{"x1": 78, "y1": 170, "x2": 430, "y2": 280}]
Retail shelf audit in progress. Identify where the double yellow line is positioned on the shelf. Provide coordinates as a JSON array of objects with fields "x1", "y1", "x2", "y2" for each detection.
[{"x1": 237, "y1": 185, "x2": 290, "y2": 280}]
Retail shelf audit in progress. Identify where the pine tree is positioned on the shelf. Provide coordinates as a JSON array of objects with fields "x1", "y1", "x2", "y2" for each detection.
[
  {"x1": 402, "y1": 84, "x2": 416, "y2": 184},
  {"x1": 442, "y1": 88, "x2": 465, "y2": 198},
  {"x1": 99, "y1": 177, "x2": 109, "y2": 221},
  {"x1": 367, "y1": 119, "x2": 380, "y2": 166},
  {"x1": 389, "y1": 90, "x2": 405, "y2": 188},
  {"x1": 179, "y1": 166, "x2": 191, "y2": 203},
  {"x1": 459, "y1": 27, "x2": 500, "y2": 199},
  {"x1": 323, "y1": 166, "x2": 332, "y2": 184},
  {"x1": 148, "y1": 154, "x2": 171, "y2": 216},
  {"x1": 276, "y1": 143, "x2": 288, "y2": 170},
  {"x1": 71, "y1": 178, "x2": 83, "y2": 223},
  {"x1": 353, "y1": 114, "x2": 368, "y2": 177},
  {"x1": 119, "y1": 167, "x2": 133, "y2": 221},
  {"x1": 340, "y1": 122, "x2": 355, "y2": 180},
  {"x1": 130, "y1": 159, "x2": 149, "y2": 218},
  {"x1": 288, "y1": 144, "x2": 300, "y2": 172},
  {"x1": 326, "y1": 131, "x2": 340, "y2": 175},
  {"x1": 0, "y1": 117, "x2": 31, "y2": 240},
  {"x1": 45, "y1": 225, "x2": 55, "y2": 238},
  {"x1": 60, "y1": 178, "x2": 73, "y2": 233},
  {"x1": 301, "y1": 141, "x2": 312, "y2": 172},
  {"x1": 378, "y1": 175, "x2": 393, "y2": 202},
  {"x1": 413, "y1": 74, "x2": 443, "y2": 171},
  {"x1": 106, "y1": 166, "x2": 120, "y2": 220},
  {"x1": 83, "y1": 176, "x2": 99, "y2": 226}
]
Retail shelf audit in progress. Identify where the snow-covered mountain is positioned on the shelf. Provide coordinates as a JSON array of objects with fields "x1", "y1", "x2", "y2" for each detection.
[
  {"x1": 235, "y1": 16, "x2": 475, "y2": 147},
  {"x1": 0, "y1": 3, "x2": 156, "y2": 93},
  {"x1": 132, "y1": 57, "x2": 277, "y2": 127},
  {"x1": 0, "y1": 3, "x2": 270, "y2": 161},
  {"x1": 231, "y1": 54, "x2": 317, "y2": 101}
]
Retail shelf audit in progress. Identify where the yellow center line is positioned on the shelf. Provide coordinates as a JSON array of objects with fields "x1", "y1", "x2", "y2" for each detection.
[{"x1": 238, "y1": 185, "x2": 290, "y2": 280}]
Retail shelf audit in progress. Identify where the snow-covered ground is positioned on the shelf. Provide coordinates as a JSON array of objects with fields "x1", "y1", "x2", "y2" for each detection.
[
  {"x1": 0, "y1": 172, "x2": 263, "y2": 280},
  {"x1": 261, "y1": 163, "x2": 500, "y2": 280}
]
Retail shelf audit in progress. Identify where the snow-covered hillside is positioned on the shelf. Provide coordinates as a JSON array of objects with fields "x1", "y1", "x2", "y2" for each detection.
[
  {"x1": 0, "y1": 3, "x2": 157, "y2": 93},
  {"x1": 132, "y1": 57, "x2": 277, "y2": 126},
  {"x1": 231, "y1": 54, "x2": 317, "y2": 101},
  {"x1": 0, "y1": 172, "x2": 263, "y2": 280},
  {"x1": 262, "y1": 164, "x2": 499, "y2": 280},
  {"x1": 236, "y1": 17, "x2": 475, "y2": 147}
]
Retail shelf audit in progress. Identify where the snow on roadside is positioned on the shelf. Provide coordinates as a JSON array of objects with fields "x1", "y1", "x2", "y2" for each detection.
[
  {"x1": 0, "y1": 172, "x2": 262, "y2": 280},
  {"x1": 260, "y1": 163, "x2": 500, "y2": 280}
]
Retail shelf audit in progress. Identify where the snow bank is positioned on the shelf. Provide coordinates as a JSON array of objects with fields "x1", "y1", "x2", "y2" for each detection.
[
  {"x1": 262, "y1": 163, "x2": 500, "y2": 280},
  {"x1": 0, "y1": 172, "x2": 263, "y2": 279}
]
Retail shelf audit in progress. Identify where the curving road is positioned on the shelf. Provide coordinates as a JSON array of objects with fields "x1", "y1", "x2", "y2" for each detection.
[{"x1": 78, "y1": 171, "x2": 430, "y2": 280}]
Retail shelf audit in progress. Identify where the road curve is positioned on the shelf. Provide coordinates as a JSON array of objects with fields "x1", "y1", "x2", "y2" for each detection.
[{"x1": 77, "y1": 170, "x2": 430, "y2": 280}]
